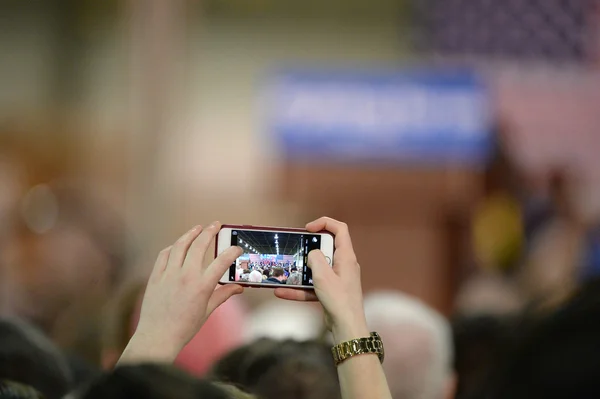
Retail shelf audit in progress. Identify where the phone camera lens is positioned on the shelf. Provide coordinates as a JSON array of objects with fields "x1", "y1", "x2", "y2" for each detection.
[{"x1": 312, "y1": 237, "x2": 317, "y2": 243}]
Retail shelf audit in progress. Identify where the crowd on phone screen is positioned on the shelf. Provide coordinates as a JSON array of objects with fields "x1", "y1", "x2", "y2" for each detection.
[{"x1": 238, "y1": 265, "x2": 303, "y2": 285}]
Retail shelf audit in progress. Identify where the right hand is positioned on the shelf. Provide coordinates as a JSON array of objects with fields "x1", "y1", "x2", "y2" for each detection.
[{"x1": 274, "y1": 217, "x2": 369, "y2": 343}]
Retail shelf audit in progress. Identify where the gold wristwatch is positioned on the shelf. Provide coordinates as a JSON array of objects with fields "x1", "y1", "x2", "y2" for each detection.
[{"x1": 331, "y1": 332, "x2": 385, "y2": 366}]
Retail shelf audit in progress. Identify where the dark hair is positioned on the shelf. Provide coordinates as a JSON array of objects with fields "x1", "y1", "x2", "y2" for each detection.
[
  {"x1": 0, "y1": 318, "x2": 72, "y2": 399},
  {"x1": 211, "y1": 340, "x2": 340, "y2": 399},
  {"x1": 64, "y1": 354, "x2": 101, "y2": 389},
  {"x1": 491, "y1": 278, "x2": 600, "y2": 399},
  {"x1": 0, "y1": 380, "x2": 44, "y2": 399},
  {"x1": 290, "y1": 267, "x2": 298, "y2": 273},
  {"x1": 452, "y1": 315, "x2": 516, "y2": 399},
  {"x1": 271, "y1": 268, "x2": 284, "y2": 278},
  {"x1": 76, "y1": 364, "x2": 234, "y2": 399},
  {"x1": 209, "y1": 338, "x2": 280, "y2": 388}
]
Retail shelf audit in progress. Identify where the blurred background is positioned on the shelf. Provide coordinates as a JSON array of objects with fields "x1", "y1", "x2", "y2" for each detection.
[{"x1": 1, "y1": 0, "x2": 600, "y2": 377}]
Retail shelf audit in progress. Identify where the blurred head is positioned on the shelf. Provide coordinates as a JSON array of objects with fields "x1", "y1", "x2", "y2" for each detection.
[
  {"x1": 73, "y1": 364, "x2": 247, "y2": 399},
  {"x1": 286, "y1": 272, "x2": 302, "y2": 285},
  {"x1": 243, "y1": 300, "x2": 323, "y2": 342},
  {"x1": 209, "y1": 338, "x2": 280, "y2": 386},
  {"x1": 211, "y1": 339, "x2": 340, "y2": 399},
  {"x1": 248, "y1": 270, "x2": 262, "y2": 283},
  {"x1": 271, "y1": 268, "x2": 284, "y2": 281},
  {"x1": 0, "y1": 180, "x2": 129, "y2": 366},
  {"x1": 0, "y1": 318, "x2": 72, "y2": 399},
  {"x1": 364, "y1": 291, "x2": 455, "y2": 399},
  {"x1": 452, "y1": 315, "x2": 515, "y2": 399},
  {"x1": 492, "y1": 278, "x2": 600, "y2": 399},
  {"x1": 0, "y1": 380, "x2": 44, "y2": 399}
]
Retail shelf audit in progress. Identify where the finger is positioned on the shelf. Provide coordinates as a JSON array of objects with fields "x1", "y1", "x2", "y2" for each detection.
[
  {"x1": 204, "y1": 246, "x2": 243, "y2": 285},
  {"x1": 166, "y1": 226, "x2": 203, "y2": 272},
  {"x1": 150, "y1": 246, "x2": 172, "y2": 281},
  {"x1": 306, "y1": 217, "x2": 355, "y2": 259},
  {"x1": 274, "y1": 287, "x2": 319, "y2": 302},
  {"x1": 207, "y1": 284, "x2": 244, "y2": 314},
  {"x1": 307, "y1": 250, "x2": 336, "y2": 281},
  {"x1": 183, "y1": 221, "x2": 221, "y2": 271}
]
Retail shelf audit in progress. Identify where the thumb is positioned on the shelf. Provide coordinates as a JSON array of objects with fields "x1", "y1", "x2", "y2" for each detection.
[
  {"x1": 207, "y1": 284, "x2": 244, "y2": 315},
  {"x1": 308, "y1": 250, "x2": 334, "y2": 281}
]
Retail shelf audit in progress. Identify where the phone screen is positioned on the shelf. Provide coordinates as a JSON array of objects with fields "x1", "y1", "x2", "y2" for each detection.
[{"x1": 228, "y1": 229, "x2": 322, "y2": 286}]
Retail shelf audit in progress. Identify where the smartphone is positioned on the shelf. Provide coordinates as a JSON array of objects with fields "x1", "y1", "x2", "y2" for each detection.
[{"x1": 217, "y1": 225, "x2": 334, "y2": 289}]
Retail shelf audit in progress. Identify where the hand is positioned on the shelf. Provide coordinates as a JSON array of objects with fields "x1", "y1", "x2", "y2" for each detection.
[
  {"x1": 274, "y1": 217, "x2": 369, "y2": 344},
  {"x1": 122, "y1": 222, "x2": 243, "y2": 364}
]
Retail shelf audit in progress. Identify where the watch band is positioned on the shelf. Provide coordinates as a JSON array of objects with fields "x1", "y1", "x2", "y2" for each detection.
[{"x1": 331, "y1": 332, "x2": 385, "y2": 366}]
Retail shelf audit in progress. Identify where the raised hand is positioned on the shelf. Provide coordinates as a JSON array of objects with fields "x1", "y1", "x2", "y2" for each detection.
[
  {"x1": 274, "y1": 217, "x2": 368, "y2": 343},
  {"x1": 119, "y1": 222, "x2": 243, "y2": 365}
]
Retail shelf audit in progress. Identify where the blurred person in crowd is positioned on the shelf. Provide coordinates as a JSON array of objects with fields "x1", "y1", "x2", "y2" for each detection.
[
  {"x1": 491, "y1": 278, "x2": 600, "y2": 398},
  {"x1": 0, "y1": 129, "x2": 128, "y2": 338},
  {"x1": 454, "y1": 274, "x2": 523, "y2": 317},
  {"x1": 211, "y1": 339, "x2": 340, "y2": 399},
  {"x1": 364, "y1": 291, "x2": 455, "y2": 399},
  {"x1": 0, "y1": 181, "x2": 128, "y2": 369},
  {"x1": 0, "y1": 380, "x2": 44, "y2": 399},
  {"x1": 472, "y1": 128, "x2": 526, "y2": 275},
  {"x1": 517, "y1": 169, "x2": 584, "y2": 312},
  {"x1": 101, "y1": 280, "x2": 247, "y2": 377},
  {"x1": 235, "y1": 265, "x2": 243, "y2": 281},
  {"x1": 241, "y1": 269, "x2": 251, "y2": 281},
  {"x1": 248, "y1": 270, "x2": 262, "y2": 283},
  {"x1": 118, "y1": 218, "x2": 392, "y2": 399},
  {"x1": 286, "y1": 271, "x2": 302, "y2": 285},
  {"x1": 251, "y1": 341, "x2": 339, "y2": 399},
  {"x1": 0, "y1": 317, "x2": 73, "y2": 399},
  {"x1": 265, "y1": 267, "x2": 285, "y2": 284},
  {"x1": 243, "y1": 300, "x2": 323, "y2": 342},
  {"x1": 451, "y1": 315, "x2": 515, "y2": 399},
  {"x1": 579, "y1": 223, "x2": 600, "y2": 281},
  {"x1": 72, "y1": 364, "x2": 252, "y2": 399},
  {"x1": 209, "y1": 338, "x2": 280, "y2": 387}
]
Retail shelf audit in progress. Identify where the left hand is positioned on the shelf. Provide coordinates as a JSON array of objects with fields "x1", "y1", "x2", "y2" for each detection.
[{"x1": 119, "y1": 222, "x2": 243, "y2": 364}]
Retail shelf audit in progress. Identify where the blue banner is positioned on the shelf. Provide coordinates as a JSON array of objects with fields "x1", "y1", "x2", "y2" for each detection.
[{"x1": 267, "y1": 68, "x2": 494, "y2": 165}]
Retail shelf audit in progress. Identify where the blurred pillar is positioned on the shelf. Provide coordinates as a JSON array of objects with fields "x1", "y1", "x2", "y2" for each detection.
[
  {"x1": 127, "y1": 0, "x2": 188, "y2": 274},
  {"x1": 48, "y1": 0, "x2": 85, "y2": 107}
]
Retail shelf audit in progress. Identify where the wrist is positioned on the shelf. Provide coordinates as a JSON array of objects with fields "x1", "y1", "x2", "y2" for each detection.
[
  {"x1": 120, "y1": 331, "x2": 183, "y2": 365},
  {"x1": 331, "y1": 317, "x2": 370, "y2": 344}
]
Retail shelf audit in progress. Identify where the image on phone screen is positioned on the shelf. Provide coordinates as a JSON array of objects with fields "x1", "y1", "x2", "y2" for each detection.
[{"x1": 229, "y1": 230, "x2": 321, "y2": 286}]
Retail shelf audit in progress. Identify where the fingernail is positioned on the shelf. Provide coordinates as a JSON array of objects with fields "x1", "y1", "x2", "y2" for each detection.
[
  {"x1": 209, "y1": 221, "x2": 220, "y2": 228},
  {"x1": 192, "y1": 225, "x2": 201, "y2": 232}
]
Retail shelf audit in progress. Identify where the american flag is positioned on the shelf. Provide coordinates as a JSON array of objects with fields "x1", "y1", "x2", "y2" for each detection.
[{"x1": 412, "y1": 0, "x2": 597, "y2": 64}]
